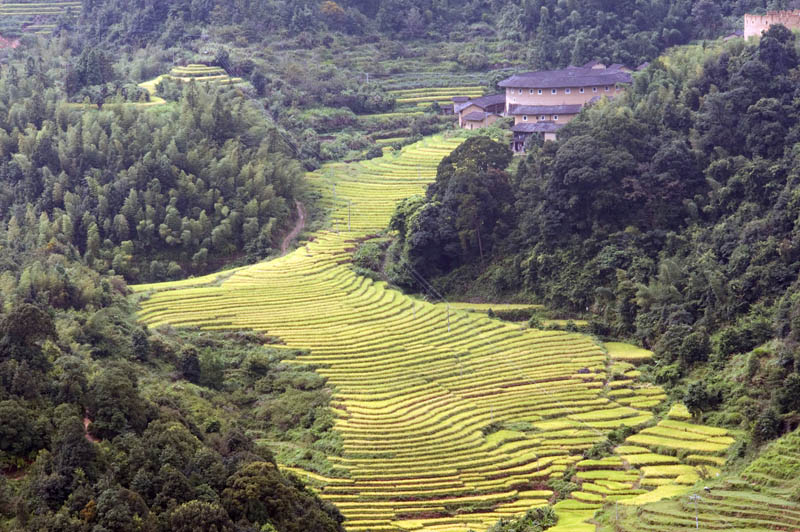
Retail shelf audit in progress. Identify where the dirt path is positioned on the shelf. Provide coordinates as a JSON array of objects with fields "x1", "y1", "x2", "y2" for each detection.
[
  {"x1": 281, "y1": 201, "x2": 306, "y2": 255},
  {"x1": 83, "y1": 416, "x2": 99, "y2": 443}
]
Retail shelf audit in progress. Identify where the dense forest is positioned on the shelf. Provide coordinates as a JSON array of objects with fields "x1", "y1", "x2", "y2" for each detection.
[
  {"x1": 0, "y1": 256, "x2": 344, "y2": 531},
  {"x1": 75, "y1": 0, "x2": 793, "y2": 56},
  {"x1": 0, "y1": 45, "x2": 304, "y2": 284},
  {"x1": 386, "y1": 25, "x2": 800, "y2": 448}
]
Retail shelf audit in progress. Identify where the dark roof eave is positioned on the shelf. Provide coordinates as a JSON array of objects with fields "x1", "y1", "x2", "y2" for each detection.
[
  {"x1": 510, "y1": 104, "x2": 583, "y2": 115},
  {"x1": 512, "y1": 122, "x2": 565, "y2": 133},
  {"x1": 499, "y1": 66, "x2": 632, "y2": 89}
]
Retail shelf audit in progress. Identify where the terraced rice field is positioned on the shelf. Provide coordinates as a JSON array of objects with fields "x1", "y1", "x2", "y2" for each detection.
[
  {"x1": 162, "y1": 64, "x2": 244, "y2": 86},
  {"x1": 390, "y1": 86, "x2": 486, "y2": 111},
  {"x1": 74, "y1": 65, "x2": 244, "y2": 110},
  {"x1": 0, "y1": 0, "x2": 80, "y2": 34},
  {"x1": 612, "y1": 426, "x2": 800, "y2": 531},
  {"x1": 304, "y1": 135, "x2": 463, "y2": 233},
  {"x1": 134, "y1": 134, "x2": 738, "y2": 532}
]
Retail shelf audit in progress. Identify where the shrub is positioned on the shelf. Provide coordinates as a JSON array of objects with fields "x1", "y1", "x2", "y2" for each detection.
[
  {"x1": 353, "y1": 242, "x2": 383, "y2": 272},
  {"x1": 713, "y1": 313, "x2": 774, "y2": 360},
  {"x1": 747, "y1": 351, "x2": 761, "y2": 380},
  {"x1": 492, "y1": 308, "x2": 538, "y2": 321},
  {"x1": 487, "y1": 506, "x2": 557, "y2": 532},
  {"x1": 683, "y1": 380, "x2": 720, "y2": 417},
  {"x1": 365, "y1": 145, "x2": 384, "y2": 160},
  {"x1": 547, "y1": 468, "x2": 577, "y2": 502},
  {"x1": 776, "y1": 372, "x2": 800, "y2": 414},
  {"x1": 752, "y1": 408, "x2": 782, "y2": 443}
]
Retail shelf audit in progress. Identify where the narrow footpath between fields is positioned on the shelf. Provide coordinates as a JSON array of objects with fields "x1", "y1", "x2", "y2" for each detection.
[{"x1": 281, "y1": 201, "x2": 306, "y2": 255}]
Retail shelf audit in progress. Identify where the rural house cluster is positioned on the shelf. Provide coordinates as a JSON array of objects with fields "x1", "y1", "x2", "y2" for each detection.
[
  {"x1": 453, "y1": 62, "x2": 635, "y2": 152},
  {"x1": 452, "y1": 9, "x2": 800, "y2": 153}
]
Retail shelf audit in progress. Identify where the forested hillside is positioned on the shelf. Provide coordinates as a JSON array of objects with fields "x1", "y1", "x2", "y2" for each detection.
[
  {"x1": 0, "y1": 9, "x2": 336, "y2": 531},
  {"x1": 388, "y1": 25, "x2": 800, "y2": 451},
  {"x1": 76, "y1": 0, "x2": 786, "y2": 66},
  {"x1": 50, "y1": 0, "x2": 796, "y2": 172},
  {"x1": 0, "y1": 45, "x2": 303, "y2": 284},
  {"x1": 0, "y1": 294, "x2": 346, "y2": 532}
]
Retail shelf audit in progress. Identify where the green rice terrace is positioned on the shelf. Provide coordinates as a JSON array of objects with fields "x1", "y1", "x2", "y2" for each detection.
[
  {"x1": 389, "y1": 86, "x2": 486, "y2": 112},
  {"x1": 161, "y1": 63, "x2": 244, "y2": 86},
  {"x1": 608, "y1": 425, "x2": 800, "y2": 531},
  {"x1": 133, "y1": 134, "x2": 749, "y2": 531},
  {"x1": 0, "y1": 0, "x2": 80, "y2": 35},
  {"x1": 355, "y1": 82, "x2": 490, "y2": 148},
  {"x1": 137, "y1": 64, "x2": 244, "y2": 102},
  {"x1": 71, "y1": 64, "x2": 245, "y2": 109}
]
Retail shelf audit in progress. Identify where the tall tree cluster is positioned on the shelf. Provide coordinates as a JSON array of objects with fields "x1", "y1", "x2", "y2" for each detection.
[
  {"x1": 0, "y1": 51, "x2": 303, "y2": 283},
  {"x1": 387, "y1": 137, "x2": 515, "y2": 286},
  {"x1": 0, "y1": 297, "x2": 346, "y2": 532},
  {"x1": 74, "y1": 0, "x2": 797, "y2": 66}
]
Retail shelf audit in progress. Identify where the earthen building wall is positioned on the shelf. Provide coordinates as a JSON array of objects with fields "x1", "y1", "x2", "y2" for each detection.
[{"x1": 745, "y1": 11, "x2": 800, "y2": 39}]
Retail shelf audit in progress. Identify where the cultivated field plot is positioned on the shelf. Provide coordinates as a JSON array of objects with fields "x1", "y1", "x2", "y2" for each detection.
[
  {"x1": 134, "y1": 136, "x2": 737, "y2": 532},
  {"x1": 390, "y1": 86, "x2": 486, "y2": 111},
  {"x1": 84, "y1": 65, "x2": 244, "y2": 110},
  {"x1": 163, "y1": 64, "x2": 244, "y2": 86},
  {"x1": 0, "y1": 0, "x2": 80, "y2": 35},
  {"x1": 305, "y1": 134, "x2": 463, "y2": 233},
  {"x1": 614, "y1": 425, "x2": 800, "y2": 531}
]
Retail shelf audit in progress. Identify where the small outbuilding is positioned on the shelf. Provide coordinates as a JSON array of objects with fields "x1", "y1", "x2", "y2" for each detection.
[
  {"x1": 454, "y1": 94, "x2": 506, "y2": 128},
  {"x1": 511, "y1": 122, "x2": 564, "y2": 153}
]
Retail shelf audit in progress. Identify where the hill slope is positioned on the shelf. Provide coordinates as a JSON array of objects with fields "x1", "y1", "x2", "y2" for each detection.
[{"x1": 135, "y1": 134, "x2": 737, "y2": 532}]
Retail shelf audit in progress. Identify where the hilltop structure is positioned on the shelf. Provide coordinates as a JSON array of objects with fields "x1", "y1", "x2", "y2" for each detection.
[
  {"x1": 745, "y1": 11, "x2": 800, "y2": 39},
  {"x1": 452, "y1": 62, "x2": 633, "y2": 151},
  {"x1": 502, "y1": 62, "x2": 632, "y2": 152}
]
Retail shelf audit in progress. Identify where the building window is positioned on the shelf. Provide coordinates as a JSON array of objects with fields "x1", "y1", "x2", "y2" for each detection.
[
  {"x1": 537, "y1": 89, "x2": 543, "y2": 95},
  {"x1": 554, "y1": 115, "x2": 559, "y2": 121},
  {"x1": 579, "y1": 88, "x2": 585, "y2": 93},
  {"x1": 592, "y1": 87, "x2": 598, "y2": 92},
  {"x1": 518, "y1": 89, "x2": 523, "y2": 94},
  {"x1": 529, "y1": 89, "x2": 534, "y2": 94},
  {"x1": 565, "y1": 88, "x2": 571, "y2": 94},
  {"x1": 605, "y1": 86, "x2": 610, "y2": 91},
  {"x1": 551, "y1": 89, "x2": 557, "y2": 94},
  {"x1": 523, "y1": 115, "x2": 528, "y2": 121},
  {"x1": 540, "y1": 115, "x2": 546, "y2": 120}
]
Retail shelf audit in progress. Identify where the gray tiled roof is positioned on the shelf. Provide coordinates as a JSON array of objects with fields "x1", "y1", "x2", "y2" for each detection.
[
  {"x1": 512, "y1": 122, "x2": 564, "y2": 133},
  {"x1": 510, "y1": 104, "x2": 582, "y2": 115},
  {"x1": 454, "y1": 93, "x2": 506, "y2": 114},
  {"x1": 463, "y1": 111, "x2": 489, "y2": 121},
  {"x1": 499, "y1": 66, "x2": 632, "y2": 89}
]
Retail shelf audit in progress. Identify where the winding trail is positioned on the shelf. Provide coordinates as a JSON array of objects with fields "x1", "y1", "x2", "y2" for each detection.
[{"x1": 281, "y1": 201, "x2": 306, "y2": 255}]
